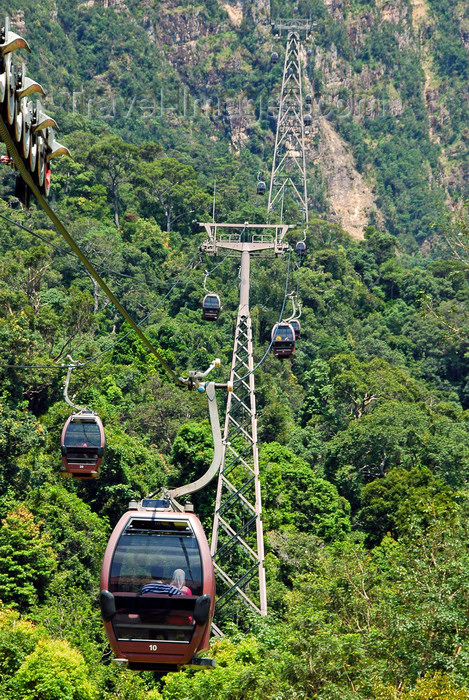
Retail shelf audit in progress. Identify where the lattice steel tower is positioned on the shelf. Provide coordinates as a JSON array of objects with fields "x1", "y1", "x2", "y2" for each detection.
[
  {"x1": 268, "y1": 29, "x2": 310, "y2": 224},
  {"x1": 201, "y1": 223, "x2": 289, "y2": 625}
]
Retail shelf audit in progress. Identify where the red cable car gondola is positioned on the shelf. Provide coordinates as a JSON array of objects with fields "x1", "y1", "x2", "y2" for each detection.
[
  {"x1": 257, "y1": 180, "x2": 266, "y2": 195},
  {"x1": 61, "y1": 410, "x2": 105, "y2": 478},
  {"x1": 202, "y1": 293, "x2": 221, "y2": 321},
  {"x1": 100, "y1": 499, "x2": 216, "y2": 673},
  {"x1": 271, "y1": 322, "x2": 296, "y2": 358}
]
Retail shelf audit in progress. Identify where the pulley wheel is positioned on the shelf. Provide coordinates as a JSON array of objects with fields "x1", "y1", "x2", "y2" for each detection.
[
  {"x1": 14, "y1": 102, "x2": 22, "y2": 142},
  {"x1": 29, "y1": 134, "x2": 37, "y2": 173},
  {"x1": 5, "y1": 56, "x2": 16, "y2": 125},
  {"x1": 21, "y1": 100, "x2": 31, "y2": 159},
  {"x1": 36, "y1": 134, "x2": 46, "y2": 187}
]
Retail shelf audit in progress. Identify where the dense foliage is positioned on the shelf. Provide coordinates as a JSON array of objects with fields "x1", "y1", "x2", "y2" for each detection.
[{"x1": 0, "y1": 0, "x2": 468, "y2": 697}]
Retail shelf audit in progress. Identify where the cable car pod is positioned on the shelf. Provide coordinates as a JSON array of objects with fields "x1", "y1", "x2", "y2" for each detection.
[
  {"x1": 100, "y1": 499, "x2": 216, "y2": 673},
  {"x1": 305, "y1": 94, "x2": 312, "y2": 104},
  {"x1": 271, "y1": 322, "x2": 296, "y2": 358},
  {"x1": 304, "y1": 114, "x2": 312, "y2": 126},
  {"x1": 296, "y1": 240, "x2": 306, "y2": 257},
  {"x1": 202, "y1": 293, "x2": 221, "y2": 321},
  {"x1": 257, "y1": 180, "x2": 266, "y2": 195},
  {"x1": 290, "y1": 319, "x2": 301, "y2": 340},
  {"x1": 61, "y1": 410, "x2": 105, "y2": 478},
  {"x1": 270, "y1": 52, "x2": 279, "y2": 64}
]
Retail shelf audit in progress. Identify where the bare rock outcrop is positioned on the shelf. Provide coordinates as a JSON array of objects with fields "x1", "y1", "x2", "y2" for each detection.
[{"x1": 317, "y1": 118, "x2": 378, "y2": 240}]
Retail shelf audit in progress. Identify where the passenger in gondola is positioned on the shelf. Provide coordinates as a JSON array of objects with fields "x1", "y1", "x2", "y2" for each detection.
[
  {"x1": 171, "y1": 569, "x2": 192, "y2": 595},
  {"x1": 141, "y1": 565, "x2": 182, "y2": 595}
]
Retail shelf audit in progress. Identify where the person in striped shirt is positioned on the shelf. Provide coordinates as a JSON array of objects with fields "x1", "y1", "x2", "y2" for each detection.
[{"x1": 141, "y1": 565, "x2": 182, "y2": 596}]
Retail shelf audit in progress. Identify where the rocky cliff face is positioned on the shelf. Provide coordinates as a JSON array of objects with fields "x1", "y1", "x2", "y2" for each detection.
[{"x1": 9, "y1": 0, "x2": 468, "y2": 243}]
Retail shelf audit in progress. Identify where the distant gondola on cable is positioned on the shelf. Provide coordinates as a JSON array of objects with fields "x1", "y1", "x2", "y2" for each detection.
[
  {"x1": 304, "y1": 114, "x2": 312, "y2": 127},
  {"x1": 271, "y1": 322, "x2": 296, "y2": 358},
  {"x1": 202, "y1": 293, "x2": 221, "y2": 321},
  {"x1": 61, "y1": 410, "x2": 105, "y2": 479},
  {"x1": 257, "y1": 180, "x2": 266, "y2": 195},
  {"x1": 270, "y1": 51, "x2": 279, "y2": 64},
  {"x1": 100, "y1": 499, "x2": 216, "y2": 673},
  {"x1": 305, "y1": 94, "x2": 312, "y2": 104},
  {"x1": 296, "y1": 240, "x2": 306, "y2": 257}
]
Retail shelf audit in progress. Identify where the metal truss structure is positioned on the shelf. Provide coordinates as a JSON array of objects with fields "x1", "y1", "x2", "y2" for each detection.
[
  {"x1": 271, "y1": 17, "x2": 313, "y2": 37},
  {"x1": 200, "y1": 223, "x2": 290, "y2": 625},
  {"x1": 268, "y1": 31, "x2": 309, "y2": 224}
]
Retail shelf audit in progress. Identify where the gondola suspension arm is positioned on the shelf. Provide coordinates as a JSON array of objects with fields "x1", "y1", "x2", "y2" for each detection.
[
  {"x1": 161, "y1": 359, "x2": 232, "y2": 512},
  {"x1": 63, "y1": 358, "x2": 88, "y2": 412},
  {"x1": 285, "y1": 291, "x2": 301, "y2": 323}
]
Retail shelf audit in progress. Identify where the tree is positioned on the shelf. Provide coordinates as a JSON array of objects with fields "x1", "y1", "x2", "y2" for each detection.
[
  {"x1": 376, "y1": 672, "x2": 469, "y2": 699},
  {"x1": 0, "y1": 609, "x2": 44, "y2": 687},
  {"x1": 0, "y1": 400, "x2": 45, "y2": 491},
  {"x1": 27, "y1": 484, "x2": 109, "y2": 590},
  {"x1": 87, "y1": 135, "x2": 138, "y2": 228},
  {"x1": 329, "y1": 353, "x2": 423, "y2": 421},
  {"x1": 359, "y1": 466, "x2": 456, "y2": 547},
  {"x1": 325, "y1": 400, "x2": 469, "y2": 506},
  {"x1": 260, "y1": 442, "x2": 351, "y2": 541},
  {"x1": 136, "y1": 158, "x2": 211, "y2": 233},
  {"x1": 0, "y1": 505, "x2": 56, "y2": 612},
  {"x1": 8, "y1": 638, "x2": 98, "y2": 700}
]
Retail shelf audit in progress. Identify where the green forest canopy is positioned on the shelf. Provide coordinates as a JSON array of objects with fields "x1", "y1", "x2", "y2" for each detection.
[{"x1": 0, "y1": 0, "x2": 469, "y2": 697}]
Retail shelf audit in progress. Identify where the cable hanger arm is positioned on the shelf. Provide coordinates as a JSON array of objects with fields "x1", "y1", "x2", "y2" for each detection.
[
  {"x1": 165, "y1": 380, "x2": 223, "y2": 511},
  {"x1": 63, "y1": 360, "x2": 88, "y2": 412}
]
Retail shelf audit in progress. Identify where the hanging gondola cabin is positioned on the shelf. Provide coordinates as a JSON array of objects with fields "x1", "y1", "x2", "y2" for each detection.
[
  {"x1": 257, "y1": 180, "x2": 266, "y2": 195},
  {"x1": 61, "y1": 410, "x2": 105, "y2": 478},
  {"x1": 304, "y1": 114, "x2": 312, "y2": 127},
  {"x1": 100, "y1": 499, "x2": 216, "y2": 673},
  {"x1": 271, "y1": 322, "x2": 296, "y2": 358},
  {"x1": 296, "y1": 240, "x2": 306, "y2": 257},
  {"x1": 202, "y1": 293, "x2": 221, "y2": 321},
  {"x1": 290, "y1": 319, "x2": 301, "y2": 340},
  {"x1": 270, "y1": 51, "x2": 279, "y2": 64}
]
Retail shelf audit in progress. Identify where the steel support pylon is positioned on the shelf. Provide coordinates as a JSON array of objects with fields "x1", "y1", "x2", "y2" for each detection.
[
  {"x1": 211, "y1": 249, "x2": 266, "y2": 616},
  {"x1": 201, "y1": 223, "x2": 290, "y2": 620},
  {"x1": 268, "y1": 31, "x2": 309, "y2": 224}
]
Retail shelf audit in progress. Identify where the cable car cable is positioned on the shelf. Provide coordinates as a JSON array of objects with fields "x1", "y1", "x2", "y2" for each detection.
[
  {"x1": 0, "y1": 246, "x2": 229, "y2": 372},
  {"x1": 0, "y1": 363, "x2": 68, "y2": 369},
  {"x1": 0, "y1": 213, "x2": 202, "y2": 370},
  {"x1": 0, "y1": 211, "x2": 72, "y2": 255},
  {"x1": 82, "y1": 251, "x2": 231, "y2": 366},
  {"x1": 79, "y1": 247, "x2": 201, "y2": 368},
  {"x1": 0, "y1": 114, "x2": 186, "y2": 387},
  {"x1": 0, "y1": 210, "x2": 201, "y2": 288}
]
